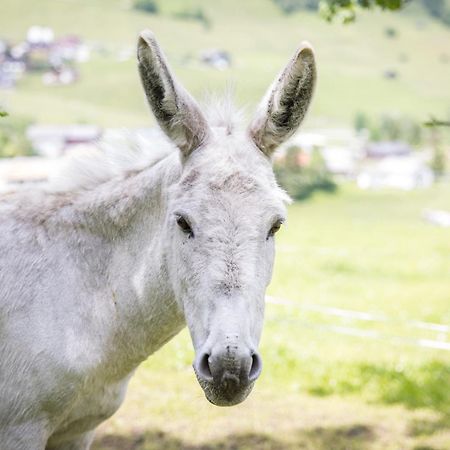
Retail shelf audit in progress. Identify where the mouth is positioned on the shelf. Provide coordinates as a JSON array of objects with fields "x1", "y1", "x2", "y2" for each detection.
[{"x1": 194, "y1": 368, "x2": 256, "y2": 407}]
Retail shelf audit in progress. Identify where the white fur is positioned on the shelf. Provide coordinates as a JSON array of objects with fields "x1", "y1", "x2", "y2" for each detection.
[
  {"x1": 0, "y1": 30, "x2": 314, "y2": 450},
  {"x1": 48, "y1": 128, "x2": 176, "y2": 193}
]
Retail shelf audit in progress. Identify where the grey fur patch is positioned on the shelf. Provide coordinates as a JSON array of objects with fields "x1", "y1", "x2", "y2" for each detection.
[{"x1": 209, "y1": 171, "x2": 260, "y2": 195}]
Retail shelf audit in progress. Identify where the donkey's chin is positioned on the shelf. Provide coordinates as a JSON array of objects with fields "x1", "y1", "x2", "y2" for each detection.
[{"x1": 195, "y1": 374, "x2": 255, "y2": 407}]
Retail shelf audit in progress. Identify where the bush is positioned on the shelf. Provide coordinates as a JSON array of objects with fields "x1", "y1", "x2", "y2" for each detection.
[
  {"x1": 384, "y1": 26, "x2": 398, "y2": 38},
  {"x1": 133, "y1": 0, "x2": 158, "y2": 14},
  {"x1": 274, "y1": 146, "x2": 337, "y2": 200},
  {"x1": 0, "y1": 116, "x2": 34, "y2": 158},
  {"x1": 354, "y1": 111, "x2": 370, "y2": 132},
  {"x1": 430, "y1": 144, "x2": 446, "y2": 176},
  {"x1": 356, "y1": 113, "x2": 423, "y2": 146}
]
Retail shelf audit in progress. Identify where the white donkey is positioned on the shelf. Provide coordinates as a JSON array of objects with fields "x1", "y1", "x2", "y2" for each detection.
[{"x1": 0, "y1": 31, "x2": 316, "y2": 449}]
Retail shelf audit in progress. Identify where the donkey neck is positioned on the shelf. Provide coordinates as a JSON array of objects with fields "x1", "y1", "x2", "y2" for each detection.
[{"x1": 64, "y1": 151, "x2": 186, "y2": 372}]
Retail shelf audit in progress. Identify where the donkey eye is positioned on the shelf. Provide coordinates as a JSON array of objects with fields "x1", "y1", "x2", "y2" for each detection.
[
  {"x1": 267, "y1": 220, "x2": 283, "y2": 239},
  {"x1": 176, "y1": 215, "x2": 193, "y2": 237}
]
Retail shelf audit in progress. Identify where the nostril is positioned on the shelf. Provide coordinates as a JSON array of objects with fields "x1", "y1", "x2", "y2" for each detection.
[
  {"x1": 196, "y1": 353, "x2": 213, "y2": 382},
  {"x1": 248, "y1": 352, "x2": 262, "y2": 382}
]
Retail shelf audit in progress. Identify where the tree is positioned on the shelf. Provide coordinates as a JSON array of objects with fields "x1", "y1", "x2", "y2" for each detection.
[
  {"x1": 426, "y1": 119, "x2": 448, "y2": 177},
  {"x1": 319, "y1": 0, "x2": 409, "y2": 23},
  {"x1": 274, "y1": 146, "x2": 337, "y2": 200}
]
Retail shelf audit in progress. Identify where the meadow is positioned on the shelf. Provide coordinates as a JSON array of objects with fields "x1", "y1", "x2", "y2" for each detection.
[
  {"x1": 91, "y1": 184, "x2": 450, "y2": 450},
  {"x1": 1, "y1": 0, "x2": 450, "y2": 128}
]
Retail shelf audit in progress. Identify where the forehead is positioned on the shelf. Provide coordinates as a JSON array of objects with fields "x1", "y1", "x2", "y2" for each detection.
[{"x1": 172, "y1": 131, "x2": 288, "y2": 215}]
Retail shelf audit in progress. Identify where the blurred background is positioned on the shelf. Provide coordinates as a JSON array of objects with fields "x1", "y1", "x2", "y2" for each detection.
[{"x1": 1, "y1": 1, "x2": 449, "y2": 449}]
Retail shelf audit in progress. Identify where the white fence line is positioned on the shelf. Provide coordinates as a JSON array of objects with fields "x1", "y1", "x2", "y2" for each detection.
[{"x1": 265, "y1": 296, "x2": 450, "y2": 351}]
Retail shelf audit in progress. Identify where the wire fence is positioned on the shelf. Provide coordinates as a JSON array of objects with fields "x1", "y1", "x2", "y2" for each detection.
[{"x1": 265, "y1": 296, "x2": 450, "y2": 352}]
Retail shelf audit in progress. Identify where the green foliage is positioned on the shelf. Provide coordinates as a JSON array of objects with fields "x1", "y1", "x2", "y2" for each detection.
[
  {"x1": 424, "y1": 116, "x2": 450, "y2": 128},
  {"x1": 272, "y1": 0, "x2": 408, "y2": 17},
  {"x1": 354, "y1": 111, "x2": 370, "y2": 131},
  {"x1": 274, "y1": 146, "x2": 336, "y2": 200},
  {"x1": 384, "y1": 25, "x2": 397, "y2": 38},
  {"x1": 133, "y1": 0, "x2": 158, "y2": 14},
  {"x1": 0, "y1": 116, "x2": 34, "y2": 158},
  {"x1": 355, "y1": 113, "x2": 423, "y2": 145},
  {"x1": 319, "y1": 0, "x2": 409, "y2": 23},
  {"x1": 318, "y1": 0, "x2": 450, "y2": 25},
  {"x1": 430, "y1": 142, "x2": 447, "y2": 176}
]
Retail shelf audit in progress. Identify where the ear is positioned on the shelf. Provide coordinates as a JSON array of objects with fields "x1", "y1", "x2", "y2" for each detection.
[
  {"x1": 137, "y1": 30, "x2": 210, "y2": 158},
  {"x1": 248, "y1": 42, "x2": 316, "y2": 157}
]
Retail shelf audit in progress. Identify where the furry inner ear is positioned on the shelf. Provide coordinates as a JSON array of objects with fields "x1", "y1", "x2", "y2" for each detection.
[
  {"x1": 248, "y1": 43, "x2": 316, "y2": 157},
  {"x1": 137, "y1": 30, "x2": 210, "y2": 158}
]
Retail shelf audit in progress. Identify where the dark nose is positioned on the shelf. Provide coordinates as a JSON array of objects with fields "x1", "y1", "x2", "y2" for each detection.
[{"x1": 195, "y1": 345, "x2": 262, "y2": 386}]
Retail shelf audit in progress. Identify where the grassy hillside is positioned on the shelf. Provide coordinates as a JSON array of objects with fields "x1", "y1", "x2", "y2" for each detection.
[{"x1": 1, "y1": 0, "x2": 449, "y2": 127}]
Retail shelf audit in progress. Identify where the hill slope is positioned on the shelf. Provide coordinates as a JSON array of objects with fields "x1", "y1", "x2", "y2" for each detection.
[{"x1": 1, "y1": 0, "x2": 449, "y2": 127}]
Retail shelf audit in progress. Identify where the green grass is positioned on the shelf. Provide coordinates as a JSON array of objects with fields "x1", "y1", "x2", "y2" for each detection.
[
  {"x1": 1, "y1": 0, "x2": 450, "y2": 126},
  {"x1": 271, "y1": 184, "x2": 450, "y2": 322},
  {"x1": 91, "y1": 184, "x2": 450, "y2": 450}
]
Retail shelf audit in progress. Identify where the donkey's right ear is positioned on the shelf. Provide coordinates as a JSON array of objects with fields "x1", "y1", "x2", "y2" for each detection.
[
  {"x1": 137, "y1": 30, "x2": 210, "y2": 158},
  {"x1": 248, "y1": 42, "x2": 316, "y2": 158}
]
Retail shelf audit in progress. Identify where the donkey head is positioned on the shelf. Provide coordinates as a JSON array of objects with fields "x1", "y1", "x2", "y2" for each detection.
[{"x1": 138, "y1": 30, "x2": 316, "y2": 406}]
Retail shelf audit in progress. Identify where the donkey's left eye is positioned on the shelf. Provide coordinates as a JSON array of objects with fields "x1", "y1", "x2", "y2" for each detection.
[
  {"x1": 267, "y1": 220, "x2": 283, "y2": 239},
  {"x1": 176, "y1": 215, "x2": 193, "y2": 237}
]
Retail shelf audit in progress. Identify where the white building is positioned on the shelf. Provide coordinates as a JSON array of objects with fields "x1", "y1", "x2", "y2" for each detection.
[
  {"x1": 26, "y1": 125, "x2": 102, "y2": 157},
  {"x1": 357, "y1": 155, "x2": 434, "y2": 190}
]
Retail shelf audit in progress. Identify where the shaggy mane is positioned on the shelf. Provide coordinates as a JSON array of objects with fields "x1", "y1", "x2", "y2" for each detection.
[
  {"x1": 46, "y1": 95, "x2": 244, "y2": 193},
  {"x1": 47, "y1": 128, "x2": 177, "y2": 193},
  {"x1": 204, "y1": 92, "x2": 245, "y2": 135}
]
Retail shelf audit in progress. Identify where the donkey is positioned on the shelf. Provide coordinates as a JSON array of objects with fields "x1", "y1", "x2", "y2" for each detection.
[{"x1": 0, "y1": 31, "x2": 316, "y2": 449}]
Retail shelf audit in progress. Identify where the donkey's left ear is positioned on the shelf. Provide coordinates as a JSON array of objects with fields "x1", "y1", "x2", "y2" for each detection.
[
  {"x1": 248, "y1": 43, "x2": 316, "y2": 157},
  {"x1": 137, "y1": 30, "x2": 210, "y2": 158}
]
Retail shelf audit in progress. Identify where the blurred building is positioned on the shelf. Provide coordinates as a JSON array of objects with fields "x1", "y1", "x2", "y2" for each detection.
[
  {"x1": 0, "y1": 27, "x2": 88, "y2": 88},
  {"x1": 278, "y1": 128, "x2": 367, "y2": 177},
  {"x1": 26, "y1": 124, "x2": 102, "y2": 157},
  {"x1": 200, "y1": 49, "x2": 231, "y2": 70},
  {"x1": 357, "y1": 154, "x2": 434, "y2": 190}
]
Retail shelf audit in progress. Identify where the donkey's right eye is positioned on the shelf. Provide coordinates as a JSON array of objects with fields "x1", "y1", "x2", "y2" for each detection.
[{"x1": 176, "y1": 215, "x2": 193, "y2": 237}]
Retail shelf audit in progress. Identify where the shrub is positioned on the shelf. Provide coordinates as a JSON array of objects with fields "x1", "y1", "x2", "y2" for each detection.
[
  {"x1": 274, "y1": 146, "x2": 336, "y2": 200},
  {"x1": 357, "y1": 113, "x2": 423, "y2": 146},
  {"x1": 384, "y1": 26, "x2": 398, "y2": 38},
  {"x1": 0, "y1": 116, "x2": 34, "y2": 158},
  {"x1": 133, "y1": 0, "x2": 158, "y2": 14},
  {"x1": 430, "y1": 145, "x2": 446, "y2": 176},
  {"x1": 354, "y1": 111, "x2": 370, "y2": 132}
]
